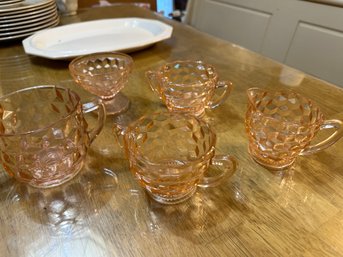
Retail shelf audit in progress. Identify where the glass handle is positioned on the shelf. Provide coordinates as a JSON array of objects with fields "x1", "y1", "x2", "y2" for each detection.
[
  {"x1": 113, "y1": 123, "x2": 126, "y2": 149},
  {"x1": 197, "y1": 154, "x2": 237, "y2": 188},
  {"x1": 82, "y1": 99, "x2": 106, "y2": 144},
  {"x1": 146, "y1": 71, "x2": 161, "y2": 99},
  {"x1": 208, "y1": 80, "x2": 233, "y2": 109},
  {"x1": 300, "y1": 119, "x2": 343, "y2": 156},
  {"x1": 113, "y1": 123, "x2": 132, "y2": 158}
]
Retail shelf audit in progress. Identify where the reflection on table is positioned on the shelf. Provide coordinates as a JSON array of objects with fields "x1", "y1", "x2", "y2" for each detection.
[{"x1": 0, "y1": 4, "x2": 343, "y2": 257}]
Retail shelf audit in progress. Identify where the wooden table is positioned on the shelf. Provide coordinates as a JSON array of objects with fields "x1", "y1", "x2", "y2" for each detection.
[{"x1": 1, "y1": 5, "x2": 343, "y2": 257}]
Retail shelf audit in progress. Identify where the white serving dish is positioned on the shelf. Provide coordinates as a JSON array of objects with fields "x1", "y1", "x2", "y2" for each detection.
[{"x1": 22, "y1": 18, "x2": 173, "y2": 59}]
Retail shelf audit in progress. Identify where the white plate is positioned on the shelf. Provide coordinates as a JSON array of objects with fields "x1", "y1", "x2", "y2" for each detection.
[
  {"x1": 0, "y1": 0, "x2": 23, "y2": 3},
  {"x1": 0, "y1": 2, "x2": 55, "y2": 21},
  {"x1": 0, "y1": 1, "x2": 24, "y2": 8},
  {"x1": 0, "y1": 12, "x2": 57, "y2": 32},
  {"x1": 0, "y1": 16, "x2": 58, "y2": 40},
  {"x1": 0, "y1": 0, "x2": 52, "y2": 14},
  {"x1": 0, "y1": 0, "x2": 23, "y2": 5},
  {"x1": 22, "y1": 18, "x2": 173, "y2": 59},
  {"x1": 0, "y1": 7, "x2": 56, "y2": 28},
  {"x1": 0, "y1": 0, "x2": 24, "y2": 2}
]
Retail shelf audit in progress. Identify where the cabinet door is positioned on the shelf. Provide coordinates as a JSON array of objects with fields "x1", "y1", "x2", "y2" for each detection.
[
  {"x1": 188, "y1": 0, "x2": 343, "y2": 87},
  {"x1": 283, "y1": 6, "x2": 343, "y2": 87},
  {"x1": 188, "y1": 0, "x2": 274, "y2": 52}
]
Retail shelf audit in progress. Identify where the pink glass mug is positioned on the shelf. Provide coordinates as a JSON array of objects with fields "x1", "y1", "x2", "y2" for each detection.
[
  {"x1": 0, "y1": 85, "x2": 106, "y2": 188},
  {"x1": 146, "y1": 60, "x2": 233, "y2": 117},
  {"x1": 114, "y1": 112, "x2": 237, "y2": 204},
  {"x1": 245, "y1": 88, "x2": 343, "y2": 170}
]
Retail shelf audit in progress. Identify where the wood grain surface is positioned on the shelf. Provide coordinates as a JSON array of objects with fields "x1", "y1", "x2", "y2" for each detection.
[{"x1": 1, "y1": 5, "x2": 343, "y2": 257}]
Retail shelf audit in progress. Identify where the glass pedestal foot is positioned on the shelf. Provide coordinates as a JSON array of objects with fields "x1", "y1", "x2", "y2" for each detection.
[{"x1": 102, "y1": 92, "x2": 130, "y2": 115}]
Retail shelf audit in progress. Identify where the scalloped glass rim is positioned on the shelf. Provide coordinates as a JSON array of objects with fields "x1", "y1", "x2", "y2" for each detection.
[{"x1": 22, "y1": 18, "x2": 173, "y2": 60}]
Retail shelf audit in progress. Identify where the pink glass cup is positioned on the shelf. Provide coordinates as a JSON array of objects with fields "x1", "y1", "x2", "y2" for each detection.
[
  {"x1": 69, "y1": 52, "x2": 133, "y2": 115},
  {"x1": 245, "y1": 88, "x2": 343, "y2": 170},
  {"x1": 146, "y1": 60, "x2": 233, "y2": 117},
  {"x1": 0, "y1": 85, "x2": 105, "y2": 188},
  {"x1": 114, "y1": 112, "x2": 237, "y2": 204}
]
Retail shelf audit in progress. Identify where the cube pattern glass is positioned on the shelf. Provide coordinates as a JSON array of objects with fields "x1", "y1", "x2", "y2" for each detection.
[
  {"x1": 69, "y1": 52, "x2": 133, "y2": 100},
  {"x1": 146, "y1": 60, "x2": 232, "y2": 116},
  {"x1": 117, "y1": 112, "x2": 236, "y2": 204},
  {"x1": 0, "y1": 86, "x2": 92, "y2": 188},
  {"x1": 246, "y1": 88, "x2": 324, "y2": 170}
]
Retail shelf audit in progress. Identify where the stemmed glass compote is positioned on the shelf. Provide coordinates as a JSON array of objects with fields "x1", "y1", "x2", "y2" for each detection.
[{"x1": 69, "y1": 52, "x2": 133, "y2": 115}]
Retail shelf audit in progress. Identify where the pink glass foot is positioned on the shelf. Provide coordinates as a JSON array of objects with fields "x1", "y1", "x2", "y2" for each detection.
[{"x1": 102, "y1": 92, "x2": 130, "y2": 115}]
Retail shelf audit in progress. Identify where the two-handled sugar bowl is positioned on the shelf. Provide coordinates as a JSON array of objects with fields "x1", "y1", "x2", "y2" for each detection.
[
  {"x1": 146, "y1": 60, "x2": 233, "y2": 117},
  {"x1": 114, "y1": 112, "x2": 237, "y2": 204}
]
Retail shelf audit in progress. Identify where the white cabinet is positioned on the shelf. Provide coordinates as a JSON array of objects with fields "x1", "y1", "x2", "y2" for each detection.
[
  {"x1": 189, "y1": 0, "x2": 273, "y2": 52},
  {"x1": 187, "y1": 0, "x2": 343, "y2": 87}
]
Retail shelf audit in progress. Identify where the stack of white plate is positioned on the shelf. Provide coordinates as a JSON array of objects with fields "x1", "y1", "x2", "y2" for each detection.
[
  {"x1": 0, "y1": 0, "x2": 59, "y2": 41},
  {"x1": 0, "y1": 0, "x2": 24, "y2": 8}
]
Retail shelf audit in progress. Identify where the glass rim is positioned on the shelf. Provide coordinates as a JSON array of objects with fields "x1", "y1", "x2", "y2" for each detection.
[
  {"x1": 0, "y1": 85, "x2": 81, "y2": 137},
  {"x1": 246, "y1": 87, "x2": 323, "y2": 126},
  {"x1": 132, "y1": 146, "x2": 216, "y2": 169},
  {"x1": 126, "y1": 111, "x2": 217, "y2": 165},
  {"x1": 157, "y1": 60, "x2": 219, "y2": 87},
  {"x1": 69, "y1": 51, "x2": 134, "y2": 76}
]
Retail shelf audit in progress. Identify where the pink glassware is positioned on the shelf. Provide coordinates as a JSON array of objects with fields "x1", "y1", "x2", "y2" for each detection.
[
  {"x1": 146, "y1": 60, "x2": 233, "y2": 117},
  {"x1": 69, "y1": 52, "x2": 133, "y2": 115},
  {"x1": 0, "y1": 85, "x2": 105, "y2": 188},
  {"x1": 245, "y1": 88, "x2": 343, "y2": 170},
  {"x1": 114, "y1": 112, "x2": 237, "y2": 204}
]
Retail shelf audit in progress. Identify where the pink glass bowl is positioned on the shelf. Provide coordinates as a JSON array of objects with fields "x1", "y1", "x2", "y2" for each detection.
[{"x1": 69, "y1": 52, "x2": 133, "y2": 115}]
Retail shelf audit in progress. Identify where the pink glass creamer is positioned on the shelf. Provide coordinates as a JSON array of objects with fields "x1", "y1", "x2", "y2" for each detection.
[{"x1": 246, "y1": 88, "x2": 343, "y2": 170}]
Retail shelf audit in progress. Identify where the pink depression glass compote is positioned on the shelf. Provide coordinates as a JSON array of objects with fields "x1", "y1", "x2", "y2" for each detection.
[{"x1": 69, "y1": 52, "x2": 133, "y2": 115}]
